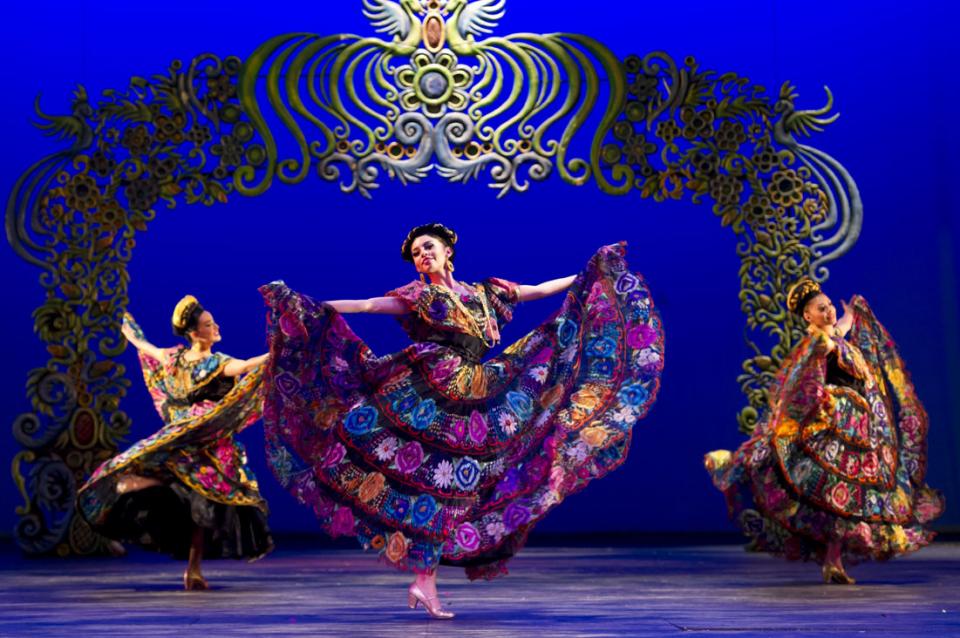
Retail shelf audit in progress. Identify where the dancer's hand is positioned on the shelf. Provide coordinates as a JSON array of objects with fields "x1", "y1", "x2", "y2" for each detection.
[
  {"x1": 121, "y1": 321, "x2": 137, "y2": 343},
  {"x1": 836, "y1": 300, "x2": 854, "y2": 337}
]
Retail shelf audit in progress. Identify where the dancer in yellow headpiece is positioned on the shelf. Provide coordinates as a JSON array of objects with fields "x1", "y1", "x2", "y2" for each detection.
[
  {"x1": 705, "y1": 279, "x2": 943, "y2": 584},
  {"x1": 78, "y1": 296, "x2": 272, "y2": 590}
]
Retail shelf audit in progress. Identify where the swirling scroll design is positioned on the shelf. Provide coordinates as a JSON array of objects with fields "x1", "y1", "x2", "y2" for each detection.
[
  {"x1": 595, "y1": 53, "x2": 863, "y2": 432},
  {"x1": 233, "y1": 6, "x2": 625, "y2": 198}
]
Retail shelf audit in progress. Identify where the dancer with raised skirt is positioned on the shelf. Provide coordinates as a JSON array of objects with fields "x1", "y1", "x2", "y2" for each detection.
[
  {"x1": 260, "y1": 223, "x2": 664, "y2": 618},
  {"x1": 705, "y1": 279, "x2": 943, "y2": 584},
  {"x1": 78, "y1": 296, "x2": 273, "y2": 590}
]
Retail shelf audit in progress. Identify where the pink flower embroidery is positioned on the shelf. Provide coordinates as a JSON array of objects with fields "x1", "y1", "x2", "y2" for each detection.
[
  {"x1": 627, "y1": 324, "x2": 657, "y2": 350},
  {"x1": 830, "y1": 482, "x2": 851, "y2": 508},
  {"x1": 329, "y1": 506, "x2": 355, "y2": 537},
  {"x1": 395, "y1": 442, "x2": 424, "y2": 474}
]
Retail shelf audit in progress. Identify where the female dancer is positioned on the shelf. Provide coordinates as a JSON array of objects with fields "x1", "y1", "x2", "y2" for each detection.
[
  {"x1": 705, "y1": 279, "x2": 943, "y2": 584},
  {"x1": 261, "y1": 223, "x2": 664, "y2": 618},
  {"x1": 78, "y1": 295, "x2": 273, "y2": 590}
]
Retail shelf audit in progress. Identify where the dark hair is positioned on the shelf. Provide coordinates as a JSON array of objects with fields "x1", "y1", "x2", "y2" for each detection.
[
  {"x1": 786, "y1": 278, "x2": 823, "y2": 317},
  {"x1": 173, "y1": 302, "x2": 205, "y2": 338},
  {"x1": 794, "y1": 290, "x2": 823, "y2": 317},
  {"x1": 400, "y1": 223, "x2": 458, "y2": 263}
]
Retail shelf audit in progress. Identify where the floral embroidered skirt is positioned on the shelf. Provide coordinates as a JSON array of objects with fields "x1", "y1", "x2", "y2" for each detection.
[
  {"x1": 261, "y1": 244, "x2": 664, "y2": 579},
  {"x1": 78, "y1": 370, "x2": 273, "y2": 560},
  {"x1": 705, "y1": 299, "x2": 944, "y2": 564}
]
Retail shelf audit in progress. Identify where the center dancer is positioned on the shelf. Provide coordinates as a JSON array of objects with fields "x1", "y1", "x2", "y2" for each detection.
[{"x1": 260, "y1": 223, "x2": 664, "y2": 618}]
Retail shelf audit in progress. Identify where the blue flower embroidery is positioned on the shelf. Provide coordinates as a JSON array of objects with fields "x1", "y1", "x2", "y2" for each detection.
[
  {"x1": 344, "y1": 405, "x2": 379, "y2": 436},
  {"x1": 454, "y1": 458, "x2": 481, "y2": 490},
  {"x1": 558, "y1": 318, "x2": 579, "y2": 348},
  {"x1": 412, "y1": 399, "x2": 437, "y2": 431},
  {"x1": 506, "y1": 391, "x2": 533, "y2": 420},
  {"x1": 391, "y1": 393, "x2": 418, "y2": 416},
  {"x1": 411, "y1": 494, "x2": 438, "y2": 527},
  {"x1": 617, "y1": 382, "x2": 649, "y2": 407},
  {"x1": 384, "y1": 495, "x2": 410, "y2": 522},
  {"x1": 588, "y1": 336, "x2": 616, "y2": 358}
]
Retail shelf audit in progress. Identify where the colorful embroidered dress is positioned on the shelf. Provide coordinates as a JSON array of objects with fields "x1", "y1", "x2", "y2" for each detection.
[
  {"x1": 705, "y1": 296, "x2": 943, "y2": 563},
  {"x1": 261, "y1": 243, "x2": 664, "y2": 579},
  {"x1": 78, "y1": 316, "x2": 273, "y2": 560}
]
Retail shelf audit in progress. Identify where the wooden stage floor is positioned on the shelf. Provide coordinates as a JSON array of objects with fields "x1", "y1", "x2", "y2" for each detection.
[{"x1": 1, "y1": 543, "x2": 959, "y2": 636}]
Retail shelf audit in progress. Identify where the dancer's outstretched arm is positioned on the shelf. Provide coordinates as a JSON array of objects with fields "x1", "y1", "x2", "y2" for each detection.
[
  {"x1": 224, "y1": 353, "x2": 269, "y2": 377},
  {"x1": 517, "y1": 275, "x2": 576, "y2": 302},
  {"x1": 326, "y1": 297, "x2": 408, "y2": 315},
  {"x1": 121, "y1": 320, "x2": 169, "y2": 364}
]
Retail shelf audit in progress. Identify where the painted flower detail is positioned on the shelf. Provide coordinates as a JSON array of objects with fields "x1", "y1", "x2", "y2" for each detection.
[
  {"x1": 580, "y1": 426, "x2": 609, "y2": 448},
  {"x1": 557, "y1": 318, "x2": 579, "y2": 348},
  {"x1": 768, "y1": 168, "x2": 804, "y2": 207},
  {"x1": 485, "y1": 519, "x2": 506, "y2": 542},
  {"x1": 842, "y1": 453, "x2": 861, "y2": 476},
  {"x1": 617, "y1": 382, "x2": 649, "y2": 407},
  {"x1": 411, "y1": 494, "x2": 438, "y2": 527},
  {"x1": 830, "y1": 482, "x2": 851, "y2": 509},
  {"x1": 374, "y1": 437, "x2": 399, "y2": 462},
  {"x1": 565, "y1": 441, "x2": 590, "y2": 463},
  {"x1": 455, "y1": 523, "x2": 481, "y2": 551},
  {"x1": 588, "y1": 337, "x2": 617, "y2": 358},
  {"x1": 627, "y1": 324, "x2": 657, "y2": 350},
  {"x1": 751, "y1": 146, "x2": 782, "y2": 173},
  {"x1": 502, "y1": 503, "x2": 532, "y2": 532},
  {"x1": 498, "y1": 411, "x2": 519, "y2": 436},
  {"x1": 320, "y1": 442, "x2": 346, "y2": 469},
  {"x1": 329, "y1": 506, "x2": 356, "y2": 537},
  {"x1": 391, "y1": 393, "x2": 418, "y2": 416},
  {"x1": 862, "y1": 452, "x2": 879, "y2": 479},
  {"x1": 196, "y1": 465, "x2": 218, "y2": 490},
  {"x1": 279, "y1": 312, "x2": 306, "y2": 339},
  {"x1": 430, "y1": 356, "x2": 460, "y2": 383},
  {"x1": 412, "y1": 398, "x2": 437, "y2": 431},
  {"x1": 358, "y1": 472, "x2": 386, "y2": 503},
  {"x1": 427, "y1": 298, "x2": 449, "y2": 322},
  {"x1": 824, "y1": 440, "x2": 841, "y2": 461},
  {"x1": 344, "y1": 405, "x2": 379, "y2": 436},
  {"x1": 468, "y1": 410, "x2": 489, "y2": 444},
  {"x1": 454, "y1": 457, "x2": 482, "y2": 490},
  {"x1": 385, "y1": 531, "x2": 409, "y2": 563},
  {"x1": 395, "y1": 441, "x2": 425, "y2": 474},
  {"x1": 396, "y1": 50, "x2": 473, "y2": 118},
  {"x1": 527, "y1": 365, "x2": 549, "y2": 383},
  {"x1": 611, "y1": 406, "x2": 637, "y2": 425},
  {"x1": 384, "y1": 495, "x2": 410, "y2": 522},
  {"x1": 433, "y1": 459, "x2": 455, "y2": 489},
  {"x1": 506, "y1": 391, "x2": 534, "y2": 420},
  {"x1": 497, "y1": 468, "x2": 520, "y2": 495}
]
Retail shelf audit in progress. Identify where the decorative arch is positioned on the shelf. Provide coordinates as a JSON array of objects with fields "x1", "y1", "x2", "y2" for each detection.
[{"x1": 6, "y1": 0, "x2": 862, "y2": 555}]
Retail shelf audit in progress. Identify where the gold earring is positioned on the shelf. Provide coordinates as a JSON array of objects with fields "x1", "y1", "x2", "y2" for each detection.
[
  {"x1": 445, "y1": 261, "x2": 454, "y2": 273},
  {"x1": 419, "y1": 272, "x2": 426, "y2": 283}
]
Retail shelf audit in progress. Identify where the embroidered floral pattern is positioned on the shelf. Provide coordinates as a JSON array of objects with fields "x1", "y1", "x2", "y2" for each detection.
[
  {"x1": 260, "y1": 244, "x2": 664, "y2": 578},
  {"x1": 705, "y1": 296, "x2": 943, "y2": 563}
]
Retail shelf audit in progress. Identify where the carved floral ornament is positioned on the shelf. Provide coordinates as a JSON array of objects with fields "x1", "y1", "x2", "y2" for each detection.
[{"x1": 6, "y1": 0, "x2": 861, "y2": 555}]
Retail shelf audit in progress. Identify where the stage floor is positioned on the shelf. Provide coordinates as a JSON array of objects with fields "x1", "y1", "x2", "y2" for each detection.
[{"x1": 1, "y1": 543, "x2": 959, "y2": 636}]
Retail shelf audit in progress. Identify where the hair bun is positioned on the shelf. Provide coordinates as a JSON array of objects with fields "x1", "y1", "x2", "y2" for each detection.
[{"x1": 400, "y1": 223, "x2": 458, "y2": 263}]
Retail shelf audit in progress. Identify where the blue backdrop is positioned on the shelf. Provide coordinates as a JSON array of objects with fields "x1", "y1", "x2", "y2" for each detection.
[{"x1": 2, "y1": 1, "x2": 957, "y2": 537}]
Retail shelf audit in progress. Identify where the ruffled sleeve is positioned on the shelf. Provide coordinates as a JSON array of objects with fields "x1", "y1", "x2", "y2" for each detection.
[
  {"x1": 481, "y1": 278, "x2": 520, "y2": 326},
  {"x1": 385, "y1": 280, "x2": 427, "y2": 313}
]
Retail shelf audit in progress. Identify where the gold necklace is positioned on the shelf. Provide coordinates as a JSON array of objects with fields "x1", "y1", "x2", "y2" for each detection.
[{"x1": 442, "y1": 283, "x2": 497, "y2": 348}]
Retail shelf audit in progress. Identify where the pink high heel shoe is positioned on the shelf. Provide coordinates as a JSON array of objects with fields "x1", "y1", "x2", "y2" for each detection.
[{"x1": 408, "y1": 583, "x2": 455, "y2": 619}]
